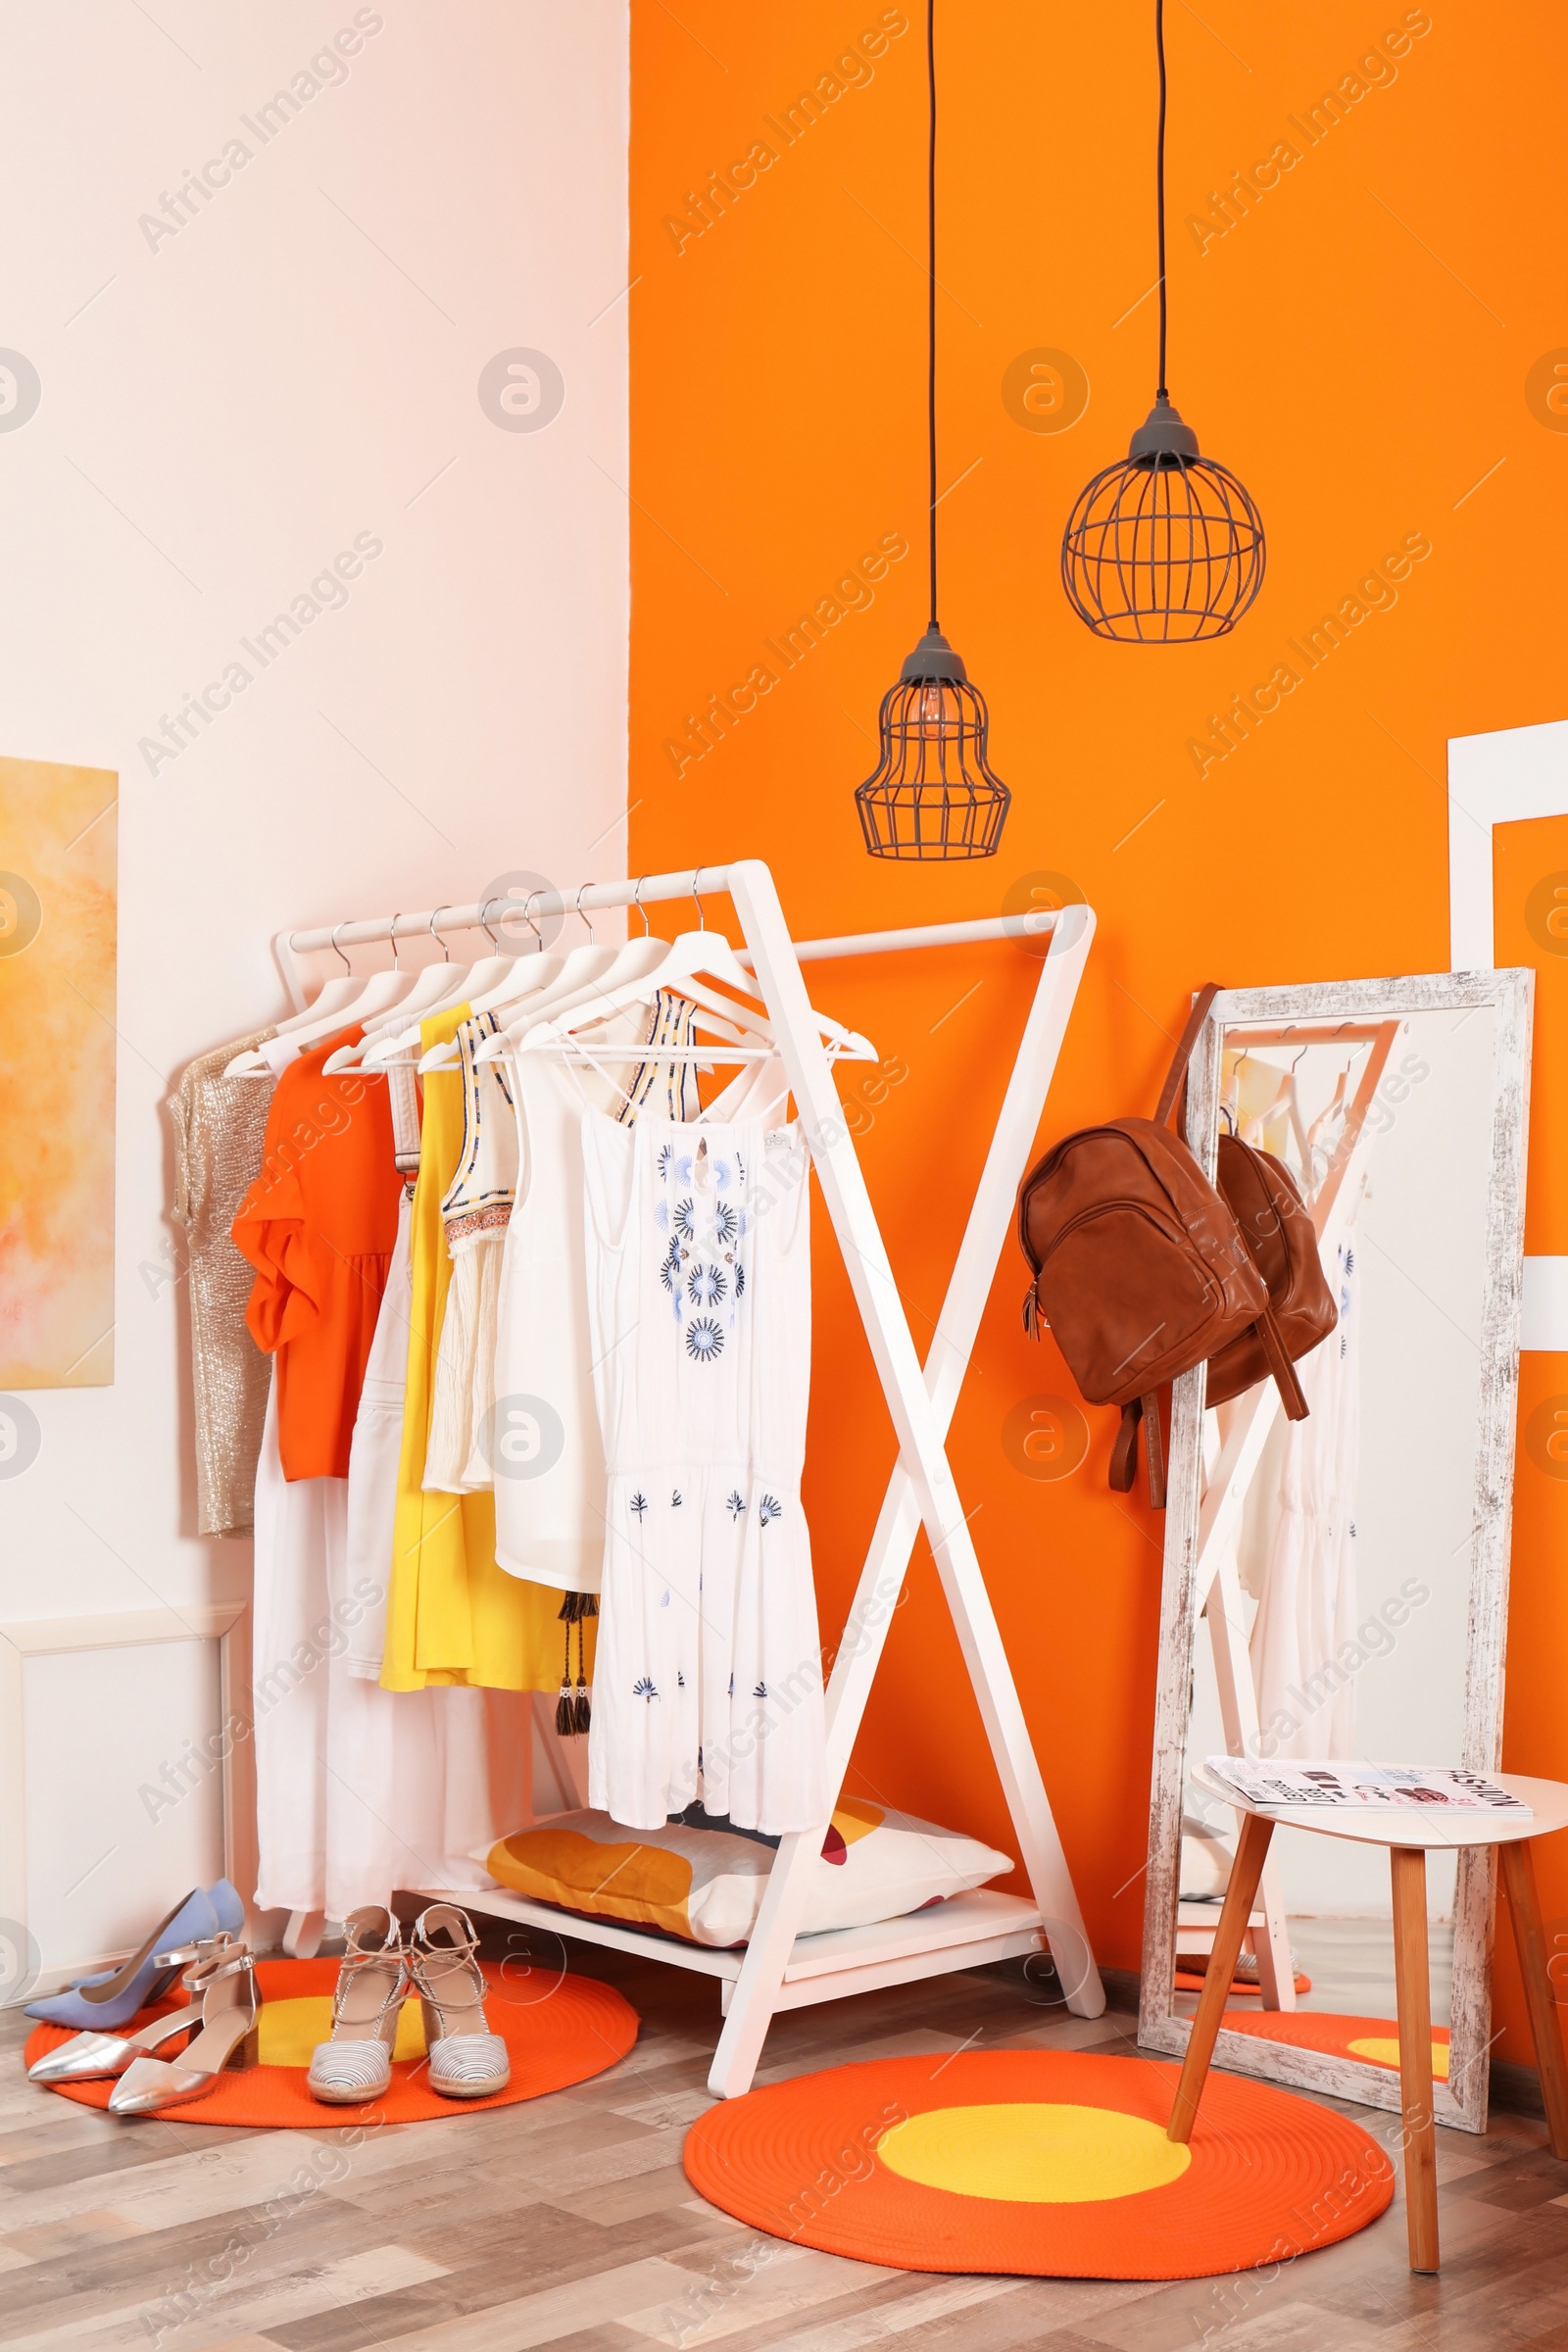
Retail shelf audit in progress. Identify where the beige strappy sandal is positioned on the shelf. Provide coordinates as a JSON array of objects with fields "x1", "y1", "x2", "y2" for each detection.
[
  {"x1": 28, "y1": 1933, "x2": 227, "y2": 2085},
  {"x1": 410, "y1": 1904, "x2": 510, "y2": 2099},
  {"x1": 308, "y1": 1907, "x2": 409, "y2": 2104},
  {"x1": 108, "y1": 1936, "x2": 261, "y2": 2115}
]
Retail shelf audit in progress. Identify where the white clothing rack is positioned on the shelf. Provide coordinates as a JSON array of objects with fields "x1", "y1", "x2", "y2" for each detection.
[
  {"x1": 274, "y1": 891, "x2": 1057, "y2": 1007},
  {"x1": 272, "y1": 861, "x2": 1104, "y2": 2090}
]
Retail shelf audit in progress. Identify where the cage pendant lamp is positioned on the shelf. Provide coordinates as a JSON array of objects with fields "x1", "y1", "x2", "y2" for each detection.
[
  {"x1": 1061, "y1": 0, "x2": 1264, "y2": 643},
  {"x1": 856, "y1": 0, "x2": 1009, "y2": 860}
]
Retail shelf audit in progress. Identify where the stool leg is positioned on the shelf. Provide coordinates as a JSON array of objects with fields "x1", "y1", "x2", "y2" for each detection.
[
  {"x1": 1390, "y1": 1845, "x2": 1439, "y2": 2274},
  {"x1": 1499, "y1": 1838, "x2": 1568, "y2": 2160},
  {"x1": 1168, "y1": 1810, "x2": 1274, "y2": 2144}
]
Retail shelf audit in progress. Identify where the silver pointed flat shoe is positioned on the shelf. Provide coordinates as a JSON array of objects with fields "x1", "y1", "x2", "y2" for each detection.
[
  {"x1": 108, "y1": 1941, "x2": 261, "y2": 2117},
  {"x1": 29, "y1": 2007, "x2": 198, "y2": 2085},
  {"x1": 29, "y1": 1932, "x2": 231, "y2": 2085}
]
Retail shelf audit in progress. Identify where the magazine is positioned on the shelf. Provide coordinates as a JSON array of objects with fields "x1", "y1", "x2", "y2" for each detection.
[{"x1": 1203, "y1": 1757, "x2": 1530, "y2": 1817}]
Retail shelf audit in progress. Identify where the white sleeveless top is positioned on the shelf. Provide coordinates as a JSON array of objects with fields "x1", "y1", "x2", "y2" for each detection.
[
  {"x1": 489, "y1": 996, "x2": 700, "y2": 1589},
  {"x1": 423, "y1": 1011, "x2": 517, "y2": 1494},
  {"x1": 581, "y1": 1108, "x2": 825, "y2": 1834}
]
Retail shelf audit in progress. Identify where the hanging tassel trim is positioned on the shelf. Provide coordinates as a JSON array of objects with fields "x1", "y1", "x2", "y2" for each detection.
[{"x1": 555, "y1": 1592, "x2": 596, "y2": 1734}]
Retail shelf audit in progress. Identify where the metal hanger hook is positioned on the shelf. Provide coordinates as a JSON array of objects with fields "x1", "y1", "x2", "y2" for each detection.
[
  {"x1": 329, "y1": 921, "x2": 352, "y2": 974},
  {"x1": 632, "y1": 875, "x2": 651, "y2": 936},
  {"x1": 521, "y1": 891, "x2": 546, "y2": 952},
  {"x1": 477, "y1": 895, "x2": 503, "y2": 949},
  {"x1": 388, "y1": 915, "x2": 403, "y2": 970},
  {"x1": 692, "y1": 868, "x2": 707, "y2": 931},
  {"x1": 428, "y1": 906, "x2": 455, "y2": 962},
  {"x1": 575, "y1": 884, "x2": 594, "y2": 942}
]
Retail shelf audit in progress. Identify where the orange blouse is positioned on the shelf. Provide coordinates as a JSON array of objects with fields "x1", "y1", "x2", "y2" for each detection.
[{"x1": 232, "y1": 1034, "x2": 403, "y2": 1480}]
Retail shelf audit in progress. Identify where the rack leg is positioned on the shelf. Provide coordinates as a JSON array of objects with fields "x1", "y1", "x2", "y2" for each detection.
[
  {"x1": 282, "y1": 1908, "x2": 324, "y2": 1959},
  {"x1": 709, "y1": 882, "x2": 1102, "y2": 2098},
  {"x1": 1202, "y1": 1544, "x2": 1295, "y2": 2012}
]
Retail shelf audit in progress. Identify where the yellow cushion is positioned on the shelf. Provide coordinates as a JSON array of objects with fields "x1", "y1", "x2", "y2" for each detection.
[{"x1": 481, "y1": 1801, "x2": 1007, "y2": 1948}]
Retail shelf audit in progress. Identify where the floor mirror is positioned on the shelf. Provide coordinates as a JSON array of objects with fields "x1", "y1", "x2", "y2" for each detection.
[{"x1": 1138, "y1": 969, "x2": 1533, "y2": 2132}]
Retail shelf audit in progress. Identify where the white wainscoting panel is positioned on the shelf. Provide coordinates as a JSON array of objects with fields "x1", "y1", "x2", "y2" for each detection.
[{"x1": 0, "y1": 1604, "x2": 245, "y2": 2001}]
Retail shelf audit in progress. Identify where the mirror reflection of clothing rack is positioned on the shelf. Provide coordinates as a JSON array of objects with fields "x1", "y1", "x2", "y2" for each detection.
[
  {"x1": 265, "y1": 860, "x2": 1106, "y2": 2092},
  {"x1": 1186, "y1": 1016, "x2": 1402, "y2": 2010}
]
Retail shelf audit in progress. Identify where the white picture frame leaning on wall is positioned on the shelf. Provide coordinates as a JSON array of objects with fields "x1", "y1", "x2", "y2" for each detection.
[{"x1": 1137, "y1": 967, "x2": 1533, "y2": 2134}]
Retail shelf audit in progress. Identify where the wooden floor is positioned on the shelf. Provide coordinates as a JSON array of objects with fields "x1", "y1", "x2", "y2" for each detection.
[{"x1": 5, "y1": 1938, "x2": 1568, "y2": 2352}]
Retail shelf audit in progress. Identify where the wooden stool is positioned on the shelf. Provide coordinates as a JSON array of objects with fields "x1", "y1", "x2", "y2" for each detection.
[{"x1": 1168, "y1": 1767, "x2": 1568, "y2": 2273}]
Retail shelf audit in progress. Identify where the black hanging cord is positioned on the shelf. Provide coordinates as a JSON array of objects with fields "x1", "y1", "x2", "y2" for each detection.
[
  {"x1": 926, "y1": 0, "x2": 938, "y2": 629},
  {"x1": 1154, "y1": 0, "x2": 1169, "y2": 397}
]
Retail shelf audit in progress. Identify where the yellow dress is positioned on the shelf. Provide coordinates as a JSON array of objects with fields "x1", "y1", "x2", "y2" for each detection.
[{"x1": 381, "y1": 1005, "x2": 581, "y2": 1692}]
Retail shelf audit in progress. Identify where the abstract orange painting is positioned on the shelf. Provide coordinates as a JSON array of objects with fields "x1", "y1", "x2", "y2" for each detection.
[{"x1": 0, "y1": 757, "x2": 118, "y2": 1386}]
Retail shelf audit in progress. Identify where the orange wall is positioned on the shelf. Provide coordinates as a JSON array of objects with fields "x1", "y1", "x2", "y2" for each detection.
[{"x1": 628, "y1": 1, "x2": 1568, "y2": 2054}]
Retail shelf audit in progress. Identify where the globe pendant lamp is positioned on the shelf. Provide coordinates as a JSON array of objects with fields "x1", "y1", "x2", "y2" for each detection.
[
  {"x1": 855, "y1": 0, "x2": 1009, "y2": 860},
  {"x1": 1061, "y1": 0, "x2": 1264, "y2": 643}
]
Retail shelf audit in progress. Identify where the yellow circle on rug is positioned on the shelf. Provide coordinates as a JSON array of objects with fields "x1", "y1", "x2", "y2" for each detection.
[
  {"x1": 877, "y1": 2102, "x2": 1191, "y2": 2204},
  {"x1": 1348, "y1": 2036, "x2": 1450, "y2": 2081},
  {"x1": 259, "y1": 1996, "x2": 428, "y2": 2069}
]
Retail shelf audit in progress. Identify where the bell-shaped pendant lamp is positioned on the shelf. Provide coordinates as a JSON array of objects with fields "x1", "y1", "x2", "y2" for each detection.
[
  {"x1": 1061, "y1": 0, "x2": 1264, "y2": 643},
  {"x1": 856, "y1": 0, "x2": 1009, "y2": 860}
]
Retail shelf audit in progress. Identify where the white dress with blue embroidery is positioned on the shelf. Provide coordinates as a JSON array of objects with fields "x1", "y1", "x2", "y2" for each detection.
[{"x1": 581, "y1": 1109, "x2": 826, "y2": 1834}]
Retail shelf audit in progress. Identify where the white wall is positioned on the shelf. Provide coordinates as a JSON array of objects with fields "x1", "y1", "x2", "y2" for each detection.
[{"x1": 0, "y1": 1, "x2": 629, "y2": 1985}]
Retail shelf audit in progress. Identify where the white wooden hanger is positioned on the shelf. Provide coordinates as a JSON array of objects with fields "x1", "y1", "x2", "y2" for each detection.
[
  {"x1": 270, "y1": 970, "x2": 362, "y2": 1037},
  {"x1": 223, "y1": 923, "x2": 417, "y2": 1075},
  {"x1": 452, "y1": 886, "x2": 666, "y2": 1070},
  {"x1": 466, "y1": 934, "x2": 675, "y2": 1071},
  {"x1": 372, "y1": 893, "x2": 564, "y2": 1062},
  {"x1": 364, "y1": 907, "x2": 526, "y2": 1067},
  {"x1": 506, "y1": 876, "x2": 871, "y2": 1062},
  {"x1": 324, "y1": 907, "x2": 484, "y2": 1077},
  {"x1": 1242, "y1": 1044, "x2": 1311, "y2": 1169}
]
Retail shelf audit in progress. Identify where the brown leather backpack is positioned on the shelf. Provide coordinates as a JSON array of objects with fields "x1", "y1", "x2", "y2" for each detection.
[
  {"x1": 1207, "y1": 1132, "x2": 1337, "y2": 1407},
  {"x1": 1017, "y1": 984, "x2": 1327, "y2": 1505}
]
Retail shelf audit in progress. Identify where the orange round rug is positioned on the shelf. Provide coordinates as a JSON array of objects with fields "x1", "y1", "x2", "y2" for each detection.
[
  {"x1": 1175, "y1": 1967, "x2": 1312, "y2": 1998},
  {"x1": 24, "y1": 1957, "x2": 637, "y2": 2126},
  {"x1": 1219, "y1": 2010, "x2": 1451, "y2": 2080},
  {"x1": 683, "y1": 2051, "x2": 1395, "y2": 2278}
]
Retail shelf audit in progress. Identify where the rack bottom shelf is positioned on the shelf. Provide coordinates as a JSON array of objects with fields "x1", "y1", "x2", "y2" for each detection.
[{"x1": 417, "y1": 1885, "x2": 1050, "y2": 2018}]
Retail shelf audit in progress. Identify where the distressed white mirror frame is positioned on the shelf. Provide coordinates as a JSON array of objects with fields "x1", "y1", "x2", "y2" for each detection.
[{"x1": 1137, "y1": 967, "x2": 1532, "y2": 2133}]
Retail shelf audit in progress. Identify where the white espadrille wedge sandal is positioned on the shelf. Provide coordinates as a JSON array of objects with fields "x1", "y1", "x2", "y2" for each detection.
[
  {"x1": 410, "y1": 1904, "x2": 510, "y2": 2099},
  {"x1": 307, "y1": 1907, "x2": 409, "y2": 2104}
]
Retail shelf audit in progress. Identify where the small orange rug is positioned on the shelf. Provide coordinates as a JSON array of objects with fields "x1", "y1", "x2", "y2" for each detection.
[
  {"x1": 24, "y1": 1958, "x2": 637, "y2": 2126},
  {"x1": 1175, "y1": 1968, "x2": 1312, "y2": 1997},
  {"x1": 1219, "y1": 2009, "x2": 1451, "y2": 2080},
  {"x1": 684, "y1": 2050, "x2": 1394, "y2": 2278}
]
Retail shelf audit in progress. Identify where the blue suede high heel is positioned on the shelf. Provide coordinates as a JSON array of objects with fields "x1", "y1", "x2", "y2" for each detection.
[{"x1": 24, "y1": 1881, "x2": 246, "y2": 2031}]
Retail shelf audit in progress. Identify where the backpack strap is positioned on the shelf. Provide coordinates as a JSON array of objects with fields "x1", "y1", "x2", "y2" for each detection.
[
  {"x1": 1154, "y1": 983, "x2": 1224, "y2": 1130},
  {"x1": 1254, "y1": 1304, "x2": 1310, "y2": 1421},
  {"x1": 1109, "y1": 1393, "x2": 1168, "y2": 1508},
  {"x1": 1109, "y1": 1401, "x2": 1140, "y2": 1493}
]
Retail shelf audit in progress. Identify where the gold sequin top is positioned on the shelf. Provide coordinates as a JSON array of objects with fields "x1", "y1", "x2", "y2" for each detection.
[{"x1": 169, "y1": 1030, "x2": 276, "y2": 1536}]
